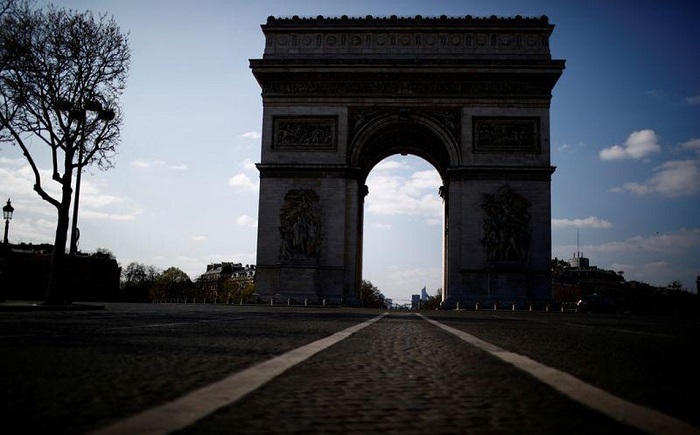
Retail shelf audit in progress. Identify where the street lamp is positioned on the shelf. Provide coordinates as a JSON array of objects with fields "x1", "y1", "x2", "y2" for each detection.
[
  {"x1": 53, "y1": 98, "x2": 115, "y2": 255},
  {"x1": 3, "y1": 199, "x2": 14, "y2": 245}
]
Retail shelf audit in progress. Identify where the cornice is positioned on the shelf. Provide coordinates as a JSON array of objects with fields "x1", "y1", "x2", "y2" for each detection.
[
  {"x1": 264, "y1": 15, "x2": 551, "y2": 28},
  {"x1": 259, "y1": 15, "x2": 557, "y2": 60}
]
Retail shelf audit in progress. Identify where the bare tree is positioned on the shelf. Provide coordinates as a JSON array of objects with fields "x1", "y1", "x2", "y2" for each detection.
[
  {"x1": 0, "y1": 0, "x2": 25, "y2": 25},
  {"x1": 0, "y1": 4, "x2": 130, "y2": 302},
  {"x1": 0, "y1": 0, "x2": 29, "y2": 143}
]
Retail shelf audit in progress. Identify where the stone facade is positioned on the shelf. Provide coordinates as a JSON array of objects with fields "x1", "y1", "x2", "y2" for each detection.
[
  {"x1": 198, "y1": 263, "x2": 255, "y2": 302},
  {"x1": 250, "y1": 15, "x2": 565, "y2": 306}
]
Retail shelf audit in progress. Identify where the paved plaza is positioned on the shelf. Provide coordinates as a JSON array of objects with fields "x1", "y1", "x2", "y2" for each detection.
[{"x1": 1, "y1": 303, "x2": 699, "y2": 434}]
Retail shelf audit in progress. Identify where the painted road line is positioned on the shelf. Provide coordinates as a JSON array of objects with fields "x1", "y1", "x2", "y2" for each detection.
[
  {"x1": 91, "y1": 313, "x2": 388, "y2": 435},
  {"x1": 418, "y1": 314, "x2": 700, "y2": 435}
]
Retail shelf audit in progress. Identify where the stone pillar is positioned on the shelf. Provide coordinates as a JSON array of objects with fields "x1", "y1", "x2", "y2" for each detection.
[{"x1": 255, "y1": 171, "x2": 359, "y2": 304}]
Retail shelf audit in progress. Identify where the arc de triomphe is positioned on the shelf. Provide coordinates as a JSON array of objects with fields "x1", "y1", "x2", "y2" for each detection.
[{"x1": 249, "y1": 15, "x2": 565, "y2": 306}]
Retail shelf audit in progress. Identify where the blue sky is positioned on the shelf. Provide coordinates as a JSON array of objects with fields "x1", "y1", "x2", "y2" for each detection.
[{"x1": 1, "y1": 0, "x2": 698, "y2": 303}]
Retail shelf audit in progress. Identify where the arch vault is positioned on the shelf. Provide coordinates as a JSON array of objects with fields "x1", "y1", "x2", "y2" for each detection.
[{"x1": 250, "y1": 15, "x2": 565, "y2": 306}]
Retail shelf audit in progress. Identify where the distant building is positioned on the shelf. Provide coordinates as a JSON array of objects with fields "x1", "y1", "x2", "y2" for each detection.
[
  {"x1": 552, "y1": 253, "x2": 624, "y2": 303},
  {"x1": 411, "y1": 294, "x2": 421, "y2": 310},
  {"x1": 420, "y1": 286, "x2": 429, "y2": 301},
  {"x1": 198, "y1": 262, "x2": 255, "y2": 301},
  {"x1": 568, "y1": 252, "x2": 590, "y2": 269}
]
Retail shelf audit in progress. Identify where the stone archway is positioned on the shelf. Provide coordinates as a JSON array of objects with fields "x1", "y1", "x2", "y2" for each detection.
[{"x1": 250, "y1": 15, "x2": 565, "y2": 306}]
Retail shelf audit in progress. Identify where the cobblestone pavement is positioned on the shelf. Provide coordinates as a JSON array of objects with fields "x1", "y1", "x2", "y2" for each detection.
[
  {"x1": 0, "y1": 304, "x2": 378, "y2": 434},
  {"x1": 179, "y1": 313, "x2": 643, "y2": 435},
  {"x1": 432, "y1": 310, "x2": 700, "y2": 429},
  {"x1": 2, "y1": 304, "x2": 699, "y2": 434}
]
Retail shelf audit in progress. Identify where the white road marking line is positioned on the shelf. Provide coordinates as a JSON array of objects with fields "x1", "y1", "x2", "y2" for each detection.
[
  {"x1": 418, "y1": 314, "x2": 700, "y2": 435},
  {"x1": 91, "y1": 313, "x2": 387, "y2": 435}
]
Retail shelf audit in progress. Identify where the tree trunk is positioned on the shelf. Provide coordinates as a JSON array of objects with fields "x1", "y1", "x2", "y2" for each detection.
[{"x1": 45, "y1": 173, "x2": 74, "y2": 304}]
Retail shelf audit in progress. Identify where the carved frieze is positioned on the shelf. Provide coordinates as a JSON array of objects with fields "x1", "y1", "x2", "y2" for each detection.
[
  {"x1": 265, "y1": 31, "x2": 550, "y2": 56},
  {"x1": 262, "y1": 16, "x2": 553, "y2": 58},
  {"x1": 262, "y1": 81, "x2": 549, "y2": 98},
  {"x1": 481, "y1": 185, "x2": 531, "y2": 263},
  {"x1": 279, "y1": 189, "x2": 322, "y2": 261},
  {"x1": 272, "y1": 117, "x2": 336, "y2": 151},
  {"x1": 474, "y1": 117, "x2": 539, "y2": 153}
]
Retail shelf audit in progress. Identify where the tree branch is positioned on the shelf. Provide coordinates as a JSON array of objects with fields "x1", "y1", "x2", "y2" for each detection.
[{"x1": 4, "y1": 119, "x2": 60, "y2": 208}]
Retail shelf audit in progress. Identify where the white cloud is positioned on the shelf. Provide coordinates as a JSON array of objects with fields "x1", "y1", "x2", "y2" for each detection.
[
  {"x1": 680, "y1": 138, "x2": 700, "y2": 152},
  {"x1": 425, "y1": 217, "x2": 442, "y2": 226},
  {"x1": 0, "y1": 157, "x2": 26, "y2": 167},
  {"x1": 241, "y1": 159, "x2": 257, "y2": 171},
  {"x1": 228, "y1": 160, "x2": 259, "y2": 192},
  {"x1": 239, "y1": 131, "x2": 261, "y2": 140},
  {"x1": 140, "y1": 160, "x2": 165, "y2": 167},
  {"x1": 71, "y1": 178, "x2": 138, "y2": 221},
  {"x1": 0, "y1": 159, "x2": 140, "y2": 228},
  {"x1": 365, "y1": 170, "x2": 442, "y2": 219},
  {"x1": 228, "y1": 173, "x2": 258, "y2": 192},
  {"x1": 236, "y1": 214, "x2": 257, "y2": 228},
  {"x1": 130, "y1": 159, "x2": 186, "y2": 170},
  {"x1": 0, "y1": 163, "x2": 61, "y2": 201},
  {"x1": 552, "y1": 216, "x2": 613, "y2": 229},
  {"x1": 7, "y1": 218, "x2": 55, "y2": 243},
  {"x1": 79, "y1": 181, "x2": 127, "y2": 208},
  {"x1": 191, "y1": 235, "x2": 208, "y2": 241},
  {"x1": 372, "y1": 223, "x2": 393, "y2": 229},
  {"x1": 591, "y1": 229, "x2": 700, "y2": 255},
  {"x1": 378, "y1": 266, "x2": 443, "y2": 302},
  {"x1": 599, "y1": 129, "x2": 661, "y2": 160},
  {"x1": 646, "y1": 89, "x2": 668, "y2": 101},
  {"x1": 80, "y1": 209, "x2": 141, "y2": 221},
  {"x1": 611, "y1": 160, "x2": 700, "y2": 197},
  {"x1": 684, "y1": 95, "x2": 700, "y2": 105},
  {"x1": 373, "y1": 160, "x2": 407, "y2": 171},
  {"x1": 557, "y1": 143, "x2": 570, "y2": 152}
]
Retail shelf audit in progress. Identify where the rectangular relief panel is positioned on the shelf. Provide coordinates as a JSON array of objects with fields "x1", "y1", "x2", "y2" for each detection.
[
  {"x1": 272, "y1": 116, "x2": 337, "y2": 151},
  {"x1": 473, "y1": 117, "x2": 540, "y2": 153}
]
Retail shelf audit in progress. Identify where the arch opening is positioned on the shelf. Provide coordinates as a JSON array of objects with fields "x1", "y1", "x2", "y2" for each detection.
[
  {"x1": 361, "y1": 154, "x2": 444, "y2": 308},
  {"x1": 352, "y1": 115, "x2": 459, "y2": 183}
]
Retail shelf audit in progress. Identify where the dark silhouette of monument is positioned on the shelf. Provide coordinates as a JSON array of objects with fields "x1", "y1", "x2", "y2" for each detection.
[{"x1": 250, "y1": 15, "x2": 565, "y2": 306}]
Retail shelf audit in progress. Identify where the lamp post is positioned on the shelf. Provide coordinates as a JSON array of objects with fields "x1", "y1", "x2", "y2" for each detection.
[
  {"x1": 3, "y1": 199, "x2": 14, "y2": 245},
  {"x1": 53, "y1": 99, "x2": 114, "y2": 255}
]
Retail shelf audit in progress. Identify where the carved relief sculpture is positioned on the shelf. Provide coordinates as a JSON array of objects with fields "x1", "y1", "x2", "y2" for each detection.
[
  {"x1": 279, "y1": 189, "x2": 322, "y2": 260},
  {"x1": 273, "y1": 117, "x2": 336, "y2": 150},
  {"x1": 481, "y1": 185, "x2": 531, "y2": 262},
  {"x1": 474, "y1": 118, "x2": 539, "y2": 153}
]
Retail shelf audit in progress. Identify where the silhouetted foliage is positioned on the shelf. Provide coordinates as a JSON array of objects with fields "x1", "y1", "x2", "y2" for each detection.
[
  {"x1": 218, "y1": 280, "x2": 255, "y2": 304},
  {"x1": 121, "y1": 262, "x2": 159, "y2": 302},
  {"x1": 360, "y1": 279, "x2": 386, "y2": 308},
  {"x1": 423, "y1": 288, "x2": 442, "y2": 310},
  {"x1": 0, "y1": 3, "x2": 130, "y2": 301},
  {"x1": 92, "y1": 247, "x2": 116, "y2": 260},
  {"x1": 151, "y1": 267, "x2": 194, "y2": 301}
]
